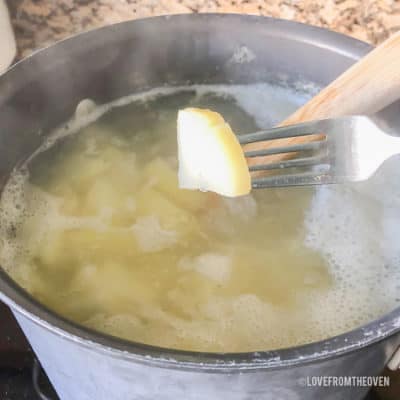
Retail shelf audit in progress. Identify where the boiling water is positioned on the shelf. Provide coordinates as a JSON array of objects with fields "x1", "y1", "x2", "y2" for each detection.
[{"x1": 1, "y1": 84, "x2": 400, "y2": 352}]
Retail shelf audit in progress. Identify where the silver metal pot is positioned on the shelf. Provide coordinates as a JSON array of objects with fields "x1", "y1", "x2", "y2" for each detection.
[{"x1": 1, "y1": 14, "x2": 400, "y2": 400}]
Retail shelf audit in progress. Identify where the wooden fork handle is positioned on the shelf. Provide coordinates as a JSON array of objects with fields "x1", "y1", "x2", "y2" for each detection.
[
  {"x1": 245, "y1": 31, "x2": 400, "y2": 166},
  {"x1": 282, "y1": 30, "x2": 400, "y2": 125}
]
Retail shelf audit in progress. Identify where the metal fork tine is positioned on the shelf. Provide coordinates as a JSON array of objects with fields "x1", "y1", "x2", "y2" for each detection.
[
  {"x1": 252, "y1": 170, "x2": 332, "y2": 188},
  {"x1": 238, "y1": 116, "x2": 389, "y2": 188},
  {"x1": 249, "y1": 155, "x2": 328, "y2": 172},
  {"x1": 244, "y1": 140, "x2": 325, "y2": 158},
  {"x1": 238, "y1": 120, "x2": 328, "y2": 145}
]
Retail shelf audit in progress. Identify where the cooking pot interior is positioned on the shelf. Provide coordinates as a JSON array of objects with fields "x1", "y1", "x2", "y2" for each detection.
[{"x1": 1, "y1": 14, "x2": 400, "y2": 360}]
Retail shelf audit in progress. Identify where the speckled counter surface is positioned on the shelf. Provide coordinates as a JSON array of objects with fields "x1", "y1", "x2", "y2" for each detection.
[{"x1": 8, "y1": 0, "x2": 400, "y2": 58}]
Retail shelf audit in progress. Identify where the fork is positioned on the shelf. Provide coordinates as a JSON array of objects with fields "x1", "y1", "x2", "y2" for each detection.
[
  {"x1": 238, "y1": 116, "x2": 400, "y2": 188},
  {"x1": 237, "y1": 30, "x2": 400, "y2": 189}
]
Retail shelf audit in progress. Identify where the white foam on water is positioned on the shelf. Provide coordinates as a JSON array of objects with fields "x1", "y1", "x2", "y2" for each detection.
[
  {"x1": 132, "y1": 215, "x2": 178, "y2": 252},
  {"x1": 179, "y1": 253, "x2": 232, "y2": 284},
  {"x1": 301, "y1": 156, "x2": 400, "y2": 338}
]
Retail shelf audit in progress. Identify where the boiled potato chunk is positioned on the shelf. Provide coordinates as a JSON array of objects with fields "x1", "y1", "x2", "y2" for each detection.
[
  {"x1": 58, "y1": 154, "x2": 110, "y2": 195},
  {"x1": 84, "y1": 179, "x2": 136, "y2": 226},
  {"x1": 72, "y1": 261, "x2": 156, "y2": 312},
  {"x1": 59, "y1": 189, "x2": 81, "y2": 216},
  {"x1": 53, "y1": 145, "x2": 132, "y2": 197},
  {"x1": 135, "y1": 187, "x2": 199, "y2": 237},
  {"x1": 144, "y1": 157, "x2": 206, "y2": 212},
  {"x1": 37, "y1": 228, "x2": 139, "y2": 267},
  {"x1": 177, "y1": 108, "x2": 251, "y2": 197},
  {"x1": 85, "y1": 180, "x2": 125, "y2": 215},
  {"x1": 104, "y1": 152, "x2": 139, "y2": 194},
  {"x1": 36, "y1": 230, "x2": 65, "y2": 267},
  {"x1": 65, "y1": 228, "x2": 139, "y2": 261}
]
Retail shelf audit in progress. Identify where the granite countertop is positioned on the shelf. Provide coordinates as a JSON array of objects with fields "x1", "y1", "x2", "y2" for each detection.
[{"x1": 8, "y1": 0, "x2": 400, "y2": 58}]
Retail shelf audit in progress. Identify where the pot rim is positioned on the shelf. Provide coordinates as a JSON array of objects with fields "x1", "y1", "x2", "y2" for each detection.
[{"x1": 1, "y1": 13, "x2": 399, "y2": 372}]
